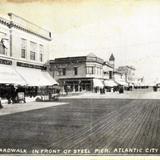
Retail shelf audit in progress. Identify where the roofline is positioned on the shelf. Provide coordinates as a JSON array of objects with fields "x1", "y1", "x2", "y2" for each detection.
[
  {"x1": 103, "y1": 61, "x2": 113, "y2": 68},
  {"x1": 0, "y1": 17, "x2": 10, "y2": 26},
  {"x1": 113, "y1": 71, "x2": 123, "y2": 75},
  {"x1": 118, "y1": 65, "x2": 136, "y2": 70},
  {"x1": 8, "y1": 13, "x2": 52, "y2": 41},
  {"x1": 49, "y1": 55, "x2": 104, "y2": 64},
  {"x1": 9, "y1": 22, "x2": 52, "y2": 41}
]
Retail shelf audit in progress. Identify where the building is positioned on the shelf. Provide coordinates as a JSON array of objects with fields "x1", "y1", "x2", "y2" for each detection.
[
  {"x1": 49, "y1": 53, "x2": 105, "y2": 93},
  {"x1": 49, "y1": 53, "x2": 122, "y2": 93},
  {"x1": 0, "y1": 13, "x2": 57, "y2": 101},
  {"x1": 117, "y1": 65, "x2": 136, "y2": 86},
  {"x1": 114, "y1": 70, "x2": 128, "y2": 87}
]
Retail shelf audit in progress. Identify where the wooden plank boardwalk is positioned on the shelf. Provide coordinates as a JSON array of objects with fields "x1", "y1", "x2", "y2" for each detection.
[
  {"x1": 48, "y1": 99, "x2": 160, "y2": 154},
  {"x1": 0, "y1": 98, "x2": 159, "y2": 154}
]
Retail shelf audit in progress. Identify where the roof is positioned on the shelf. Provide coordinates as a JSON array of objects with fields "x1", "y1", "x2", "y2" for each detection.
[
  {"x1": 118, "y1": 65, "x2": 136, "y2": 71},
  {"x1": 103, "y1": 61, "x2": 114, "y2": 68},
  {"x1": 86, "y1": 53, "x2": 97, "y2": 57},
  {"x1": 50, "y1": 54, "x2": 104, "y2": 65},
  {"x1": 113, "y1": 71, "x2": 123, "y2": 75},
  {"x1": 109, "y1": 53, "x2": 115, "y2": 61},
  {"x1": 8, "y1": 13, "x2": 52, "y2": 41}
]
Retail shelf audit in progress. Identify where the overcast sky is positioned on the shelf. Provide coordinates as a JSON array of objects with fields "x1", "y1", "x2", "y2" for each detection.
[{"x1": 1, "y1": 0, "x2": 160, "y2": 84}]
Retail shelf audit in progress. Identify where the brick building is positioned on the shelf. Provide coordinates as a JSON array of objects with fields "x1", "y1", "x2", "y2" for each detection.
[{"x1": 49, "y1": 53, "x2": 120, "y2": 93}]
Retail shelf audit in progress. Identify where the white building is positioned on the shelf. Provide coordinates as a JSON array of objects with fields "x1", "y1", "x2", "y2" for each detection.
[{"x1": 0, "y1": 13, "x2": 57, "y2": 87}]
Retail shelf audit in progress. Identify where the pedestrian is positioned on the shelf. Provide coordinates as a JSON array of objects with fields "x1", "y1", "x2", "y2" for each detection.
[
  {"x1": 119, "y1": 85, "x2": 124, "y2": 94},
  {"x1": 6, "y1": 85, "x2": 12, "y2": 104},
  {"x1": 0, "y1": 86, "x2": 3, "y2": 108},
  {"x1": 11, "y1": 85, "x2": 17, "y2": 104}
]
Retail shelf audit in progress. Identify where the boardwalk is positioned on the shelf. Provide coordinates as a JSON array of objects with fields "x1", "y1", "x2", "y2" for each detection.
[{"x1": 0, "y1": 98, "x2": 159, "y2": 155}]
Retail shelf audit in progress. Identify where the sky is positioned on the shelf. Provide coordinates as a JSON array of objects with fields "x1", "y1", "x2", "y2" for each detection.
[{"x1": 0, "y1": 0, "x2": 160, "y2": 84}]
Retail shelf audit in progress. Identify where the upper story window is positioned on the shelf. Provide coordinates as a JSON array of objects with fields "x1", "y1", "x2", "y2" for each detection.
[
  {"x1": 86, "y1": 66, "x2": 95, "y2": 74},
  {"x1": 21, "y1": 38, "x2": 27, "y2": 59},
  {"x1": 97, "y1": 67, "x2": 102, "y2": 75},
  {"x1": 109, "y1": 71, "x2": 113, "y2": 79},
  {"x1": 30, "y1": 41, "x2": 37, "y2": 61},
  {"x1": 39, "y1": 44, "x2": 43, "y2": 62},
  {"x1": 62, "y1": 68, "x2": 66, "y2": 76},
  {"x1": 0, "y1": 41, "x2": 5, "y2": 55},
  {"x1": 57, "y1": 68, "x2": 66, "y2": 76},
  {"x1": 74, "y1": 67, "x2": 78, "y2": 75}
]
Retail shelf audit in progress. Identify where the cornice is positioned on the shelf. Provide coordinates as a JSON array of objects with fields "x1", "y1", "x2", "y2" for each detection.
[
  {"x1": 0, "y1": 17, "x2": 10, "y2": 26},
  {"x1": 9, "y1": 22, "x2": 52, "y2": 41}
]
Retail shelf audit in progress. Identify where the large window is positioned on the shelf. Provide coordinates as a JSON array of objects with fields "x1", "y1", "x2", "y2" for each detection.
[
  {"x1": 0, "y1": 42, "x2": 5, "y2": 55},
  {"x1": 86, "y1": 66, "x2": 94, "y2": 74},
  {"x1": 39, "y1": 44, "x2": 43, "y2": 62},
  {"x1": 21, "y1": 38, "x2": 27, "y2": 58},
  {"x1": 58, "y1": 68, "x2": 66, "y2": 76},
  {"x1": 30, "y1": 41, "x2": 37, "y2": 60},
  {"x1": 74, "y1": 67, "x2": 78, "y2": 75}
]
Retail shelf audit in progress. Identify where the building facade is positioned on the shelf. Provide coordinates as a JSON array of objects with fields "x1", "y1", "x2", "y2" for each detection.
[
  {"x1": 117, "y1": 65, "x2": 136, "y2": 85},
  {"x1": 49, "y1": 53, "x2": 122, "y2": 93},
  {"x1": 49, "y1": 53, "x2": 108, "y2": 92},
  {"x1": 0, "y1": 13, "x2": 57, "y2": 88}
]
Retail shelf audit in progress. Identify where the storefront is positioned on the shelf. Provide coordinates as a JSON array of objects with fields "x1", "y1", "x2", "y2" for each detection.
[
  {"x1": 59, "y1": 78, "x2": 94, "y2": 93},
  {"x1": 0, "y1": 63, "x2": 59, "y2": 103},
  {"x1": 93, "y1": 79, "x2": 104, "y2": 93},
  {"x1": 59, "y1": 78, "x2": 105, "y2": 94},
  {"x1": 104, "y1": 79, "x2": 118, "y2": 92},
  {"x1": 115, "y1": 80, "x2": 128, "y2": 87}
]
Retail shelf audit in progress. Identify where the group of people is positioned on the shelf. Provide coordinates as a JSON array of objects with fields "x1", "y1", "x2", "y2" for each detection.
[{"x1": 0, "y1": 84, "x2": 26, "y2": 108}]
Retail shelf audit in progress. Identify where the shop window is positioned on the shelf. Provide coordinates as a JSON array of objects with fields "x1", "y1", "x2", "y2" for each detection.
[
  {"x1": 39, "y1": 44, "x2": 43, "y2": 62},
  {"x1": 30, "y1": 41, "x2": 37, "y2": 60},
  {"x1": 21, "y1": 38, "x2": 27, "y2": 59},
  {"x1": 74, "y1": 67, "x2": 78, "y2": 75},
  {"x1": 86, "y1": 66, "x2": 94, "y2": 74}
]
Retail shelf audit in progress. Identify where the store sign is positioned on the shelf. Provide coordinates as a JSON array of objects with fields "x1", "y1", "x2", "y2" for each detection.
[
  {"x1": 0, "y1": 59, "x2": 12, "y2": 65},
  {"x1": 17, "y1": 62, "x2": 46, "y2": 70}
]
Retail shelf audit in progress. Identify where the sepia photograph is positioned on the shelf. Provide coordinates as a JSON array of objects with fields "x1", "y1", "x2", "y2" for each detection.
[{"x1": 0, "y1": 0, "x2": 160, "y2": 159}]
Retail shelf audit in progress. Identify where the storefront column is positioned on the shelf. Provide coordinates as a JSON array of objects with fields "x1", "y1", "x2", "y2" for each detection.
[
  {"x1": 73, "y1": 84, "x2": 75, "y2": 92},
  {"x1": 78, "y1": 80, "x2": 81, "y2": 92}
]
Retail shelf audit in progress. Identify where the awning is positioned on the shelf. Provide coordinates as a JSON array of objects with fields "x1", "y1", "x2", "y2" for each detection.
[
  {"x1": 16, "y1": 67, "x2": 58, "y2": 86},
  {"x1": 115, "y1": 80, "x2": 128, "y2": 87},
  {"x1": 93, "y1": 79, "x2": 104, "y2": 88},
  {"x1": 0, "y1": 64, "x2": 26, "y2": 85},
  {"x1": 0, "y1": 65, "x2": 25, "y2": 85},
  {"x1": 104, "y1": 80, "x2": 117, "y2": 87}
]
